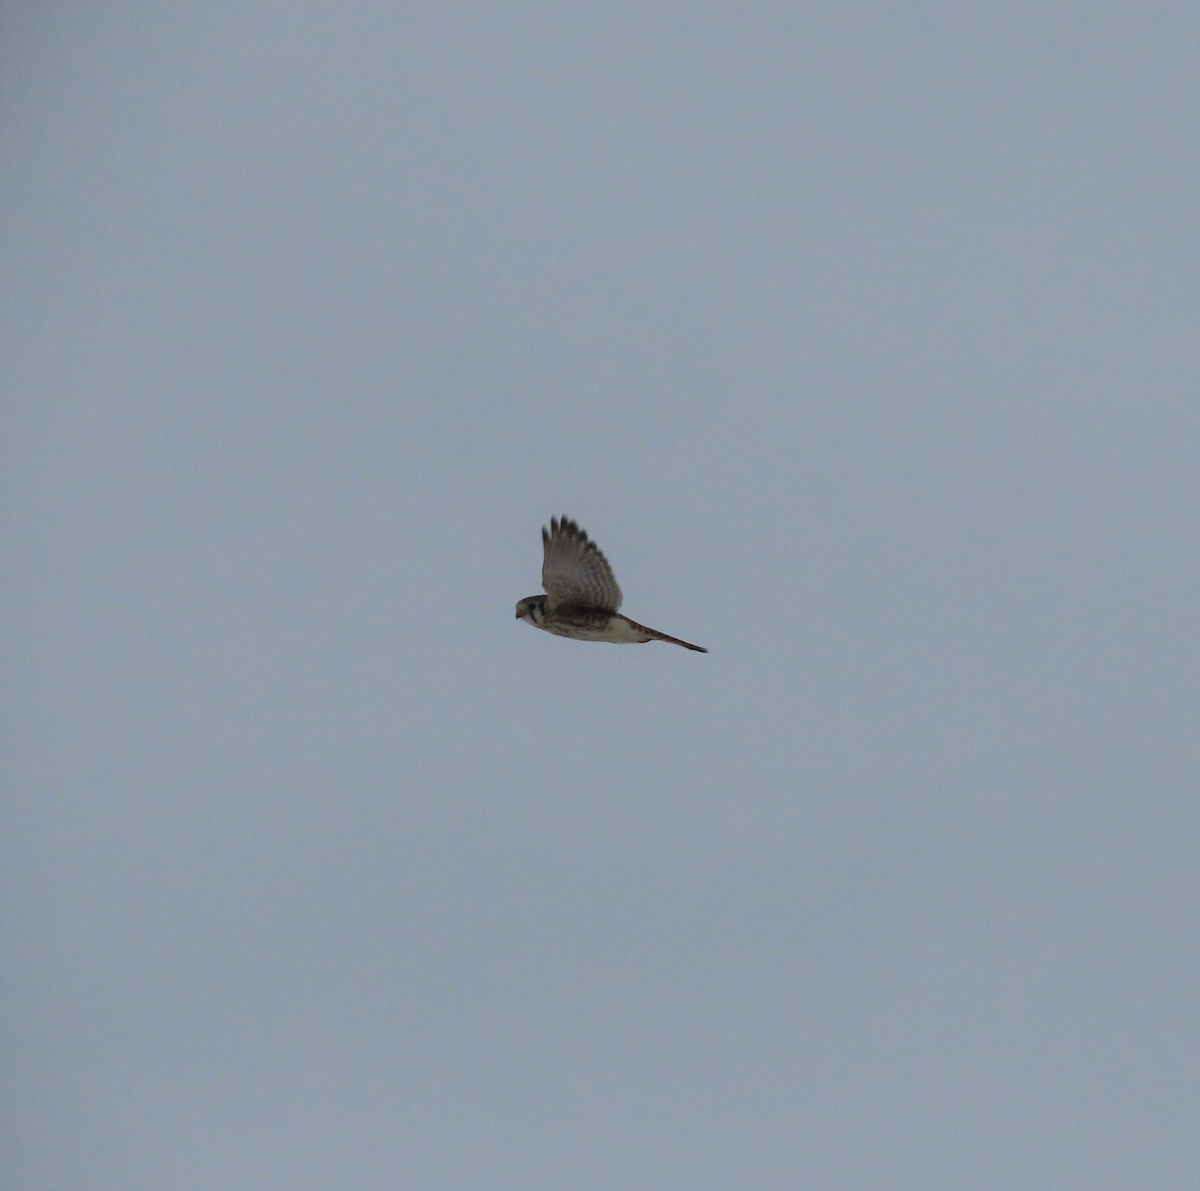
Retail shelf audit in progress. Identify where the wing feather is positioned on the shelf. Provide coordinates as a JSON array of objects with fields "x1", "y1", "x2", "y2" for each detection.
[{"x1": 541, "y1": 516, "x2": 623, "y2": 611}]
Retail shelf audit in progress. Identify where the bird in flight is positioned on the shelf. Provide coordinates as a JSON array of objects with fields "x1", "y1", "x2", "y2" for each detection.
[{"x1": 515, "y1": 516, "x2": 707, "y2": 652}]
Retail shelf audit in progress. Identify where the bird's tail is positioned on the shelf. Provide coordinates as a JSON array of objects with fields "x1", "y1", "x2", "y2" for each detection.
[{"x1": 633, "y1": 621, "x2": 707, "y2": 653}]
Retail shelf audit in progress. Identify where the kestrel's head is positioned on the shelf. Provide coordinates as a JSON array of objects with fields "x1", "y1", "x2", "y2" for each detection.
[{"x1": 515, "y1": 595, "x2": 546, "y2": 625}]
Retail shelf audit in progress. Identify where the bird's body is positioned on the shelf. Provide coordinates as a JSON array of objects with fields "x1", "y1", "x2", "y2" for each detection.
[{"x1": 515, "y1": 516, "x2": 706, "y2": 653}]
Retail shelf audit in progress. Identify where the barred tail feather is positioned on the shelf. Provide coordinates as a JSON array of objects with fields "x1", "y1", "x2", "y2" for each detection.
[{"x1": 635, "y1": 622, "x2": 707, "y2": 653}]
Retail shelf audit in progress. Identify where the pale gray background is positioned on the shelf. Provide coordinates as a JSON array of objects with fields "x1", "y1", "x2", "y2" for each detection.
[{"x1": 4, "y1": 4, "x2": 1197, "y2": 1189}]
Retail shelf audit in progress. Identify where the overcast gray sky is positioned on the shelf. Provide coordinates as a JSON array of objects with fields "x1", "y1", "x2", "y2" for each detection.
[{"x1": 4, "y1": 4, "x2": 1198, "y2": 1188}]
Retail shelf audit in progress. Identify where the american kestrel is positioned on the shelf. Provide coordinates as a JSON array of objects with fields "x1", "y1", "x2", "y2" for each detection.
[{"x1": 515, "y1": 516, "x2": 707, "y2": 653}]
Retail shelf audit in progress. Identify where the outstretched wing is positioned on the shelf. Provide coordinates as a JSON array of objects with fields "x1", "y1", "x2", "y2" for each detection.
[{"x1": 541, "y1": 516, "x2": 623, "y2": 611}]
